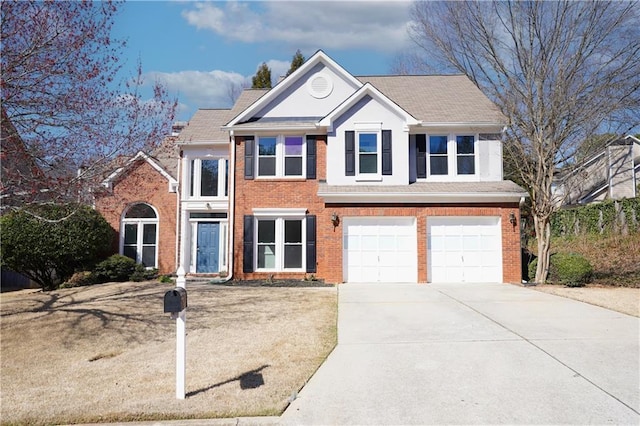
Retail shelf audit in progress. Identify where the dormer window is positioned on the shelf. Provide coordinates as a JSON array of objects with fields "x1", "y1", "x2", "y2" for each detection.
[
  {"x1": 429, "y1": 136, "x2": 448, "y2": 175},
  {"x1": 456, "y1": 136, "x2": 475, "y2": 175},
  {"x1": 358, "y1": 132, "x2": 379, "y2": 175}
]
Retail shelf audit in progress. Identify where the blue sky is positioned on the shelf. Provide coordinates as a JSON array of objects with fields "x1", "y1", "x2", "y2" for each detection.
[{"x1": 112, "y1": 1, "x2": 415, "y2": 121}]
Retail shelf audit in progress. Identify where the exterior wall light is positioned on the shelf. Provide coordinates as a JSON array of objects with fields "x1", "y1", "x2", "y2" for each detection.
[
  {"x1": 331, "y1": 212, "x2": 340, "y2": 228},
  {"x1": 509, "y1": 211, "x2": 517, "y2": 226}
]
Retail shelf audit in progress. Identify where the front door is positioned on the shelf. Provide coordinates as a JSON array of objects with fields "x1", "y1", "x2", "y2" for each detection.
[{"x1": 196, "y1": 222, "x2": 219, "y2": 273}]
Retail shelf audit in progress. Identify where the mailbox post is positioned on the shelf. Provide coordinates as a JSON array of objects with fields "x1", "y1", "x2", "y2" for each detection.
[{"x1": 164, "y1": 282, "x2": 187, "y2": 399}]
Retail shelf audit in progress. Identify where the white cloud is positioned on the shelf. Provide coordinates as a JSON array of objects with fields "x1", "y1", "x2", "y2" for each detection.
[
  {"x1": 181, "y1": 1, "x2": 412, "y2": 52},
  {"x1": 148, "y1": 69, "x2": 250, "y2": 110}
]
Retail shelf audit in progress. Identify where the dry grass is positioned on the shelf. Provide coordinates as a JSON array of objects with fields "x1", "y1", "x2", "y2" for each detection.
[
  {"x1": 529, "y1": 232, "x2": 640, "y2": 287},
  {"x1": 0, "y1": 281, "x2": 337, "y2": 425},
  {"x1": 534, "y1": 285, "x2": 639, "y2": 317}
]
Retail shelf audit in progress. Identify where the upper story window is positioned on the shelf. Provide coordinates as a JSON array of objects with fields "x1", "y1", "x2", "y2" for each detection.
[
  {"x1": 257, "y1": 135, "x2": 305, "y2": 178},
  {"x1": 358, "y1": 132, "x2": 379, "y2": 175},
  {"x1": 418, "y1": 134, "x2": 477, "y2": 178},
  {"x1": 456, "y1": 135, "x2": 475, "y2": 175},
  {"x1": 429, "y1": 136, "x2": 448, "y2": 175},
  {"x1": 189, "y1": 158, "x2": 228, "y2": 198}
]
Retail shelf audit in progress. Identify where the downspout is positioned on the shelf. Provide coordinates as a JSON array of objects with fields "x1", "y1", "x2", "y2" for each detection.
[{"x1": 221, "y1": 130, "x2": 236, "y2": 283}]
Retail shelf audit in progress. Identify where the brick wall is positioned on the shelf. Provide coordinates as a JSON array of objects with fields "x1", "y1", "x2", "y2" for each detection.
[
  {"x1": 94, "y1": 160, "x2": 177, "y2": 274},
  {"x1": 233, "y1": 136, "x2": 522, "y2": 284}
]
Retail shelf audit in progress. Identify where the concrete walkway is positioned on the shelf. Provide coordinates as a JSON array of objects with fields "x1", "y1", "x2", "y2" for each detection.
[{"x1": 280, "y1": 282, "x2": 640, "y2": 425}]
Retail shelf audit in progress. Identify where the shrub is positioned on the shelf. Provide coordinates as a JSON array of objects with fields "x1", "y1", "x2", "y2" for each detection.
[
  {"x1": 129, "y1": 264, "x2": 158, "y2": 282},
  {"x1": 529, "y1": 252, "x2": 593, "y2": 287},
  {"x1": 0, "y1": 204, "x2": 113, "y2": 291},
  {"x1": 159, "y1": 274, "x2": 174, "y2": 284},
  {"x1": 93, "y1": 255, "x2": 137, "y2": 283},
  {"x1": 60, "y1": 271, "x2": 96, "y2": 288}
]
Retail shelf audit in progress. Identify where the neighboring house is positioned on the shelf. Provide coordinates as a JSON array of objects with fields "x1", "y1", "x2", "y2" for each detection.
[
  {"x1": 97, "y1": 50, "x2": 527, "y2": 283},
  {"x1": 93, "y1": 135, "x2": 179, "y2": 274},
  {"x1": 553, "y1": 135, "x2": 640, "y2": 206},
  {"x1": 223, "y1": 51, "x2": 527, "y2": 284}
]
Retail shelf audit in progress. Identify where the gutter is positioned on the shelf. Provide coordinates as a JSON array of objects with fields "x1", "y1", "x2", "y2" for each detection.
[
  {"x1": 220, "y1": 130, "x2": 236, "y2": 283},
  {"x1": 317, "y1": 191, "x2": 528, "y2": 204}
]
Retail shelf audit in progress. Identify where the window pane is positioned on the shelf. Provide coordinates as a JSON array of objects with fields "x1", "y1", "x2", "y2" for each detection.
[
  {"x1": 258, "y1": 245, "x2": 276, "y2": 268},
  {"x1": 258, "y1": 137, "x2": 277, "y2": 155},
  {"x1": 200, "y1": 159, "x2": 219, "y2": 196},
  {"x1": 359, "y1": 154, "x2": 377, "y2": 174},
  {"x1": 189, "y1": 160, "x2": 195, "y2": 197},
  {"x1": 123, "y1": 246, "x2": 137, "y2": 261},
  {"x1": 429, "y1": 136, "x2": 448, "y2": 154},
  {"x1": 430, "y1": 157, "x2": 448, "y2": 175},
  {"x1": 457, "y1": 156, "x2": 475, "y2": 175},
  {"x1": 258, "y1": 157, "x2": 276, "y2": 176},
  {"x1": 359, "y1": 133, "x2": 377, "y2": 153},
  {"x1": 225, "y1": 159, "x2": 229, "y2": 197},
  {"x1": 124, "y1": 224, "x2": 137, "y2": 244},
  {"x1": 284, "y1": 246, "x2": 302, "y2": 268},
  {"x1": 284, "y1": 220, "x2": 302, "y2": 243},
  {"x1": 456, "y1": 136, "x2": 475, "y2": 154},
  {"x1": 125, "y1": 204, "x2": 156, "y2": 218},
  {"x1": 257, "y1": 220, "x2": 275, "y2": 243},
  {"x1": 143, "y1": 223, "x2": 156, "y2": 244},
  {"x1": 141, "y1": 246, "x2": 155, "y2": 267},
  {"x1": 285, "y1": 136, "x2": 303, "y2": 155},
  {"x1": 284, "y1": 157, "x2": 303, "y2": 176}
]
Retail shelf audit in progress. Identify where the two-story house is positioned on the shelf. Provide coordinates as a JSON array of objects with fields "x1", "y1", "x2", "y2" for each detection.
[
  {"x1": 553, "y1": 135, "x2": 640, "y2": 206},
  {"x1": 223, "y1": 51, "x2": 527, "y2": 284},
  {"x1": 98, "y1": 51, "x2": 527, "y2": 284}
]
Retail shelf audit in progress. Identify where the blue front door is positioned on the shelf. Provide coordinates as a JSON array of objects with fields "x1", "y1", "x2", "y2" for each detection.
[{"x1": 196, "y1": 222, "x2": 219, "y2": 273}]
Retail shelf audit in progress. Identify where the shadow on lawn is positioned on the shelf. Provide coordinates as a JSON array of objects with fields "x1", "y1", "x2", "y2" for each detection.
[{"x1": 187, "y1": 364, "x2": 270, "y2": 397}]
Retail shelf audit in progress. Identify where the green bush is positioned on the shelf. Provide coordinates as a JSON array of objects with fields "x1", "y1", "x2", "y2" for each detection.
[
  {"x1": 0, "y1": 204, "x2": 113, "y2": 291},
  {"x1": 529, "y1": 252, "x2": 593, "y2": 287},
  {"x1": 93, "y1": 255, "x2": 137, "y2": 283},
  {"x1": 129, "y1": 264, "x2": 158, "y2": 282}
]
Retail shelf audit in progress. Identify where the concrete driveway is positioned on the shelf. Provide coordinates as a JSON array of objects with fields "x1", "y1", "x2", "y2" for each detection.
[{"x1": 281, "y1": 282, "x2": 640, "y2": 425}]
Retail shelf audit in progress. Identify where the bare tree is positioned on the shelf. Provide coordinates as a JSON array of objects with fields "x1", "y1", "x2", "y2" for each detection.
[
  {"x1": 1, "y1": 1, "x2": 177, "y2": 209},
  {"x1": 407, "y1": 0, "x2": 640, "y2": 283}
]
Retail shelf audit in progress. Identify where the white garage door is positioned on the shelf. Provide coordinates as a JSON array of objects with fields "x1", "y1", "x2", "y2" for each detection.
[
  {"x1": 343, "y1": 217, "x2": 417, "y2": 282},
  {"x1": 428, "y1": 217, "x2": 502, "y2": 283}
]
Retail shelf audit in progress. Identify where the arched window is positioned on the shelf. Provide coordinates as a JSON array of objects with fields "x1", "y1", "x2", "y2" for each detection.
[{"x1": 121, "y1": 203, "x2": 158, "y2": 268}]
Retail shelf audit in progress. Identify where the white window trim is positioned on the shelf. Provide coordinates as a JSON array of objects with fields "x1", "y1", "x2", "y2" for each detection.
[
  {"x1": 426, "y1": 133, "x2": 479, "y2": 181},
  {"x1": 188, "y1": 158, "x2": 229, "y2": 199},
  {"x1": 256, "y1": 134, "x2": 306, "y2": 179},
  {"x1": 354, "y1": 122, "x2": 382, "y2": 181},
  {"x1": 120, "y1": 204, "x2": 159, "y2": 269},
  {"x1": 252, "y1": 212, "x2": 307, "y2": 272}
]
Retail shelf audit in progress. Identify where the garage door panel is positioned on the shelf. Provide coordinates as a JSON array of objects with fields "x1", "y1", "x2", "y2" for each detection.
[
  {"x1": 344, "y1": 218, "x2": 417, "y2": 283},
  {"x1": 428, "y1": 217, "x2": 502, "y2": 283}
]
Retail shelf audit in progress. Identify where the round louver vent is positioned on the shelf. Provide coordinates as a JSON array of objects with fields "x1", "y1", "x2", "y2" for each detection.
[{"x1": 307, "y1": 73, "x2": 333, "y2": 99}]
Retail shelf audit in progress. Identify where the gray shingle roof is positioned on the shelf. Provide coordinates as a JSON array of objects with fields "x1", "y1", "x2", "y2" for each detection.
[{"x1": 357, "y1": 75, "x2": 505, "y2": 124}]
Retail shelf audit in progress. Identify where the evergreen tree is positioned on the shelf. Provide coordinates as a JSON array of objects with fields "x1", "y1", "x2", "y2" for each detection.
[
  {"x1": 286, "y1": 50, "x2": 306, "y2": 77},
  {"x1": 252, "y1": 62, "x2": 272, "y2": 89}
]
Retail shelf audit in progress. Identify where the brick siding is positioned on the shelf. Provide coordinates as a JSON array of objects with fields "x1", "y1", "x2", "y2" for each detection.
[
  {"x1": 233, "y1": 136, "x2": 522, "y2": 284},
  {"x1": 94, "y1": 160, "x2": 177, "y2": 274}
]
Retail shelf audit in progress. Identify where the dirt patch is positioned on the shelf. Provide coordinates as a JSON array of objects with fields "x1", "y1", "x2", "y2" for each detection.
[
  {"x1": 0, "y1": 280, "x2": 337, "y2": 425},
  {"x1": 533, "y1": 284, "x2": 639, "y2": 317}
]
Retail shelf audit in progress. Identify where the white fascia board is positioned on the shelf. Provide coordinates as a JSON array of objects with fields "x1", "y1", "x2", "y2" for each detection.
[
  {"x1": 177, "y1": 140, "x2": 228, "y2": 146},
  {"x1": 225, "y1": 50, "x2": 362, "y2": 128},
  {"x1": 419, "y1": 122, "x2": 506, "y2": 129},
  {"x1": 229, "y1": 125, "x2": 324, "y2": 134},
  {"x1": 101, "y1": 150, "x2": 177, "y2": 190},
  {"x1": 317, "y1": 191, "x2": 528, "y2": 204},
  {"x1": 318, "y1": 83, "x2": 419, "y2": 131},
  {"x1": 625, "y1": 134, "x2": 640, "y2": 144}
]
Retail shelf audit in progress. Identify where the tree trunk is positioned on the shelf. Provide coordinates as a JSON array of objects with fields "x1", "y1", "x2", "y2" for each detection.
[{"x1": 533, "y1": 214, "x2": 551, "y2": 284}]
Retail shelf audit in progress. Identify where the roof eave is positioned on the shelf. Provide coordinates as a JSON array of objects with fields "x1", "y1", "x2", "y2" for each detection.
[{"x1": 317, "y1": 191, "x2": 528, "y2": 204}]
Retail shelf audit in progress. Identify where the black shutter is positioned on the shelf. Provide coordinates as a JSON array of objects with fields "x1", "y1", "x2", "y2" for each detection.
[
  {"x1": 345, "y1": 131, "x2": 355, "y2": 176},
  {"x1": 306, "y1": 135, "x2": 316, "y2": 179},
  {"x1": 244, "y1": 137, "x2": 255, "y2": 180},
  {"x1": 382, "y1": 130, "x2": 392, "y2": 175},
  {"x1": 306, "y1": 215, "x2": 316, "y2": 273},
  {"x1": 243, "y1": 215, "x2": 254, "y2": 272},
  {"x1": 416, "y1": 134, "x2": 427, "y2": 179}
]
